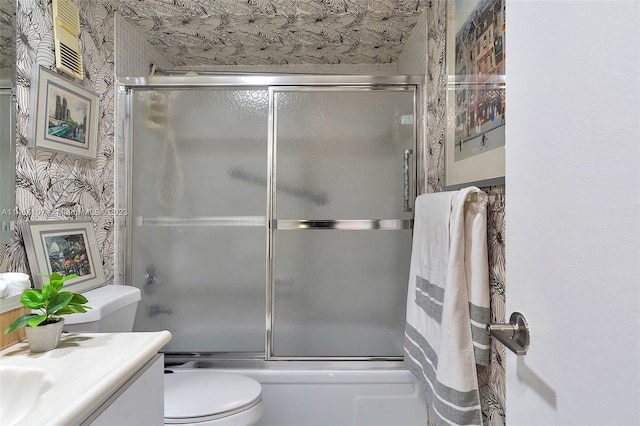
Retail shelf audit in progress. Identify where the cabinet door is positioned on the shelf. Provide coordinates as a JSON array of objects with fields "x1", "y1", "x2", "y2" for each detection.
[{"x1": 90, "y1": 355, "x2": 164, "y2": 425}]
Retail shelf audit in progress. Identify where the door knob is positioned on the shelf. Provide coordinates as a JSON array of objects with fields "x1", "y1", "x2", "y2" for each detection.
[{"x1": 486, "y1": 312, "x2": 530, "y2": 355}]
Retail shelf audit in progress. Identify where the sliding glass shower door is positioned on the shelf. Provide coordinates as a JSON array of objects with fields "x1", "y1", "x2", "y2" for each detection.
[
  {"x1": 129, "y1": 88, "x2": 269, "y2": 353},
  {"x1": 125, "y1": 79, "x2": 416, "y2": 359},
  {"x1": 271, "y1": 89, "x2": 414, "y2": 358}
]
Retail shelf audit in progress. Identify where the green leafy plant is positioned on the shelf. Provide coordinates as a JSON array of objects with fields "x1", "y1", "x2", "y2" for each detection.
[{"x1": 3, "y1": 272, "x2": 91, "y2": 334}]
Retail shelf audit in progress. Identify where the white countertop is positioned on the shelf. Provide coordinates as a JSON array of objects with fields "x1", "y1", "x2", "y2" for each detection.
[{"x1": 0, "y1": 331, "x2": 172, "y2": 425}]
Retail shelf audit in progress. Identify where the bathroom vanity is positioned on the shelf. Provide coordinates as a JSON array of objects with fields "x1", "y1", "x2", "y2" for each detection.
[{"x1": 0, "y1": 331, "x2": 171, "y2": 425}]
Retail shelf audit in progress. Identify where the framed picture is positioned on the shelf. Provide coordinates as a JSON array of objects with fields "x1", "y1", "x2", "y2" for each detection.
[
  {"x1": 28, "y1": 65, "x2": 99, "y2": 159},
  {"x1": 22, "y1": 220, "x2": 105, "y2": 292},
  {"x1": 445, "y1": 0, "x2": 506, "y2": 188}
]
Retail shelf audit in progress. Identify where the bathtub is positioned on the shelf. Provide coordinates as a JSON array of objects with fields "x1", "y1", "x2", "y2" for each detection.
[{"x1": 167, "y1": 361, "x2": 427, "y2": 426}]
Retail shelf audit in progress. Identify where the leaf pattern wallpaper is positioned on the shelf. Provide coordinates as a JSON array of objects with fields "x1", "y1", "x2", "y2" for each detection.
[
  {"x1": 480, "y1": 195, "x2": 507, "y2": 426},
  {"x1": 0, "y1": 0, "x2": 506, "y2": 424},
  {"x1": 423, "y1": 3, "x2": 506, "y2": 425},
  {"x1": 0, "y1": 0, "x2": 14, "y2": 70},
  {"x1": 107, "y1": 0, "x2": 428, "y2": 66},
  {"x1": 8, "y1": 0, "x2": 116, "y2": 282}
]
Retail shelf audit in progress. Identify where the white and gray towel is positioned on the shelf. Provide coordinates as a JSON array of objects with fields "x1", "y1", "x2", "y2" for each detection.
[{"x1": 404, "y1": 187, "x2": 490, "y2": 426}]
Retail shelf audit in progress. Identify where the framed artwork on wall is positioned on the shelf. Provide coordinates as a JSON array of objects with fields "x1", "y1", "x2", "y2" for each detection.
[
  {"x1": 445, "y1": 0, "x2": 506, "y2": 188},
  {"x1": 28, "y1": 65, "x2": 99, "y2": 159},
  {"x1": 22, "y1": 220, "x2": 105, "y2": 292}
]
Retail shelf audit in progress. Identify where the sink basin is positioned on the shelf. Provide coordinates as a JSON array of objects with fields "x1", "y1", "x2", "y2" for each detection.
[{"x1": 0, "y1": 366, "x2": 47, "y2": 425}]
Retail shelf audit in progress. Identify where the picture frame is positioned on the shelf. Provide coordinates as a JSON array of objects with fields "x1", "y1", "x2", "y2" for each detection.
[
  {"x1": 445, "y1": 0, "x2": 506, "y2": 189},
  {"x1": 28, "y1": 65, "x2": 99, "y2": 159},
  {"x1": 22, "y1": 220, "x2": 105, "y2": 292}
]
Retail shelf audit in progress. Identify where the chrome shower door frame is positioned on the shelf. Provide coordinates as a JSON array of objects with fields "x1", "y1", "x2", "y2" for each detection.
[{"x1": 118, "y1": 74, "x2": 425, "y2": 362}]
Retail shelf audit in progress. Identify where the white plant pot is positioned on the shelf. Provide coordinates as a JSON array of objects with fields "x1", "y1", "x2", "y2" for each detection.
[{"x1": 25, "y1": 318, "x2": 64, "y2": 352}]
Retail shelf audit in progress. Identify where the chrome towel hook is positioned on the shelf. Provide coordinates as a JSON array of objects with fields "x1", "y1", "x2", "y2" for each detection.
[{"x1": 486, "y1": 312, "x2": 530, "y2": 355}]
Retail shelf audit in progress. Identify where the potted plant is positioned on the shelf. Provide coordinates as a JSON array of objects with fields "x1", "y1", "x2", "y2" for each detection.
[{"x1": 3, "y1": 272, "x2": 90, "y2": 352}]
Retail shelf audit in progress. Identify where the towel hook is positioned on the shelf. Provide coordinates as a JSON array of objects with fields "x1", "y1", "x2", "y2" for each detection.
[{"x1": 486, "y1": 312, "x2": 530, "y2": 355}]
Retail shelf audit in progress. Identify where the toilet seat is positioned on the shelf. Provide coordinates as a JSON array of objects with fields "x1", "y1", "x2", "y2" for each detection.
[{"x1": 164, "y1": 370, "x2": 263, "y2": 424}]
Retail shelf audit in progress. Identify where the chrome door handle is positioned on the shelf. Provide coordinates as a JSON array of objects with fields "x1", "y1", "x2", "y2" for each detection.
[
  {"x1": 403, "y1": 149, "x2": 413, "y2": 212},
  {"x1": 486, "y1": 312, "x2": 530, "y2": 355}
]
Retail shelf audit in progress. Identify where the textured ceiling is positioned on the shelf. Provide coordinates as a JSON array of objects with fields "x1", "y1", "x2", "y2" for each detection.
[{"x1": 109, "y1": 0, "x2": 427, "y2": 67}]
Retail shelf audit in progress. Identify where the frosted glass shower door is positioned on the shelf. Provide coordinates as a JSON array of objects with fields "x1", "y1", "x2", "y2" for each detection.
[
  {"x1": 129, "y1": 88, "x2": 268, "y2": 353},
  {"x1": 271, "y1": 89, "x2": 415, "y2": 358}
]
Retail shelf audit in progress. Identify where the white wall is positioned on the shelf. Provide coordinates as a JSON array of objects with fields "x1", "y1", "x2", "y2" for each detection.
[
  {"x1": 506, "y1": 1, "x2": 640, "y2": 424},
  {"x1": 115, "y1": 13, "x2": 171, "y2": 77}
]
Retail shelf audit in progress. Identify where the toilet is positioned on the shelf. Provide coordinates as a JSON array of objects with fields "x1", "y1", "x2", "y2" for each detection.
[
  {"x1": 62, "y1": 285, "x2": 142, "y2": 332},
  {"x1": 164, "y1": 370, "x2": 263, "y2": 425},
  {"x1": 63, "y1": 284, "x2": 264, "y2": 426}
]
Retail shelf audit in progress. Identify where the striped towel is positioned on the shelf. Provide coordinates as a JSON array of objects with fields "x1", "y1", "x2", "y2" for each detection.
[{"x1": 404, "y1": 187, "x2": 490, "y2": 426}]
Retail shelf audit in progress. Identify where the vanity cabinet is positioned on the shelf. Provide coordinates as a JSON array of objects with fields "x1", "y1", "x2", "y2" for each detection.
[
  {"x1": 88, "y1": 354, "x2": 164, "y2": 425},
  {"x1": 0, "y1": 331, "x2": 171, "y2": 425}
]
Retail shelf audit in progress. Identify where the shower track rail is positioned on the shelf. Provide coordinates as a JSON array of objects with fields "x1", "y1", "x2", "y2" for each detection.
[
  {"x1": 120, "y1": 74, "x2": 424, "y2": 88},
  {"x1": 164, "y1": 357, "x2": 408, "y2": 369}
]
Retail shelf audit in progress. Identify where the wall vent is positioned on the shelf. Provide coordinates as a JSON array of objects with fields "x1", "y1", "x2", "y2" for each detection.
[{"x1": 52, "y1": 0, "x2": 83, "y2": 80}]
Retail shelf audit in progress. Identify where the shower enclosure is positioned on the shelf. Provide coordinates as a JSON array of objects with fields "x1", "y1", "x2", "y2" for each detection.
[{"x1": 119, "y1": 75, "x2": 422, "y2": 362}]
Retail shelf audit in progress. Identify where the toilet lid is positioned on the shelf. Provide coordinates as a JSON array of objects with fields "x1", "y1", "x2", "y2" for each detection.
[{"x1": 164, "y1": 371, "x2": 262, "y2": 421}]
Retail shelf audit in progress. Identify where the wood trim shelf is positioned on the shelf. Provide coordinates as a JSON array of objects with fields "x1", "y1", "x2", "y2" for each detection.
[{"x1": 0, "y1": 306, "x2": 29, "y2": 349}]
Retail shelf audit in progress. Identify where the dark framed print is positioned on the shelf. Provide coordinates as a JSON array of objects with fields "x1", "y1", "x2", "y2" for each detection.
[
  {"x1": 22, "y1": 220, "x2": 105, "y2": 292},
  {"x1": 28, "y1": 65, "x2": 99, "y2": 159},
  {"x1": 445, "y1": 0, "x2": 506, "y2": 188}
]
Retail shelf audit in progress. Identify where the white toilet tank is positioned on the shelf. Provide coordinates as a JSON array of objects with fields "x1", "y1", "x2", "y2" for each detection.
[{"x1": 63, "y1": 285, "x2": 141, "y2": 333}]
